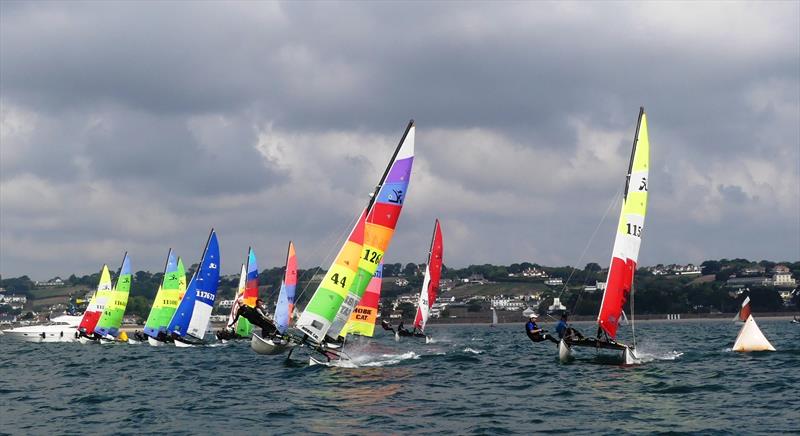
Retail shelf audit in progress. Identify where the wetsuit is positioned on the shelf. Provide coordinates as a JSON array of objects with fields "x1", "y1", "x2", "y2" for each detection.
[
  {"x1": 526, "y1": 320, "x2": 558, "y2": 344},
  {"x1": 230, "y1": 305, "x2": 277, "y2": 338}
]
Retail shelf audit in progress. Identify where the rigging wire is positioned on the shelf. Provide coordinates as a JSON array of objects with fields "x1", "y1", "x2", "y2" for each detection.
[{"x1": 560, "y1": 187, "x2": 623, "y2": 313}]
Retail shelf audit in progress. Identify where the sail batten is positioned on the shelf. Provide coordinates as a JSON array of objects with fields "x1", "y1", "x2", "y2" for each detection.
[{"x1": 597, "y1": 108, "x2": 649, "y2": 340}]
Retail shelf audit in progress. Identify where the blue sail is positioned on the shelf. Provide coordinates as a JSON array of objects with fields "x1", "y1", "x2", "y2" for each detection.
[{"x1": 167, "y1": 230, "x2": 220, "y2": 339}]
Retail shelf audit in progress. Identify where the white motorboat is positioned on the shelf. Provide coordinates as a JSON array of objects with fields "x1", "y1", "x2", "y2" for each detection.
[{"x1": 1, "y1": 315, "x2": 83, "y2": 343}]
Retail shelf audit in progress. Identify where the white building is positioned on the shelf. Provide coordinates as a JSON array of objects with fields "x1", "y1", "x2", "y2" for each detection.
[
  {"x1": 544, "y1": 277, "x2": 563, "y2": 286},
  {"x1": 772, "y1": 265, "x2": 796, "y2": 288},
  {"x1": 547, "y1": 297, "x2": 566, "y2": 313}
]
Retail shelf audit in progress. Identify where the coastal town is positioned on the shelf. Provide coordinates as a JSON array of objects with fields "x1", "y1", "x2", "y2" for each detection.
[{"x1": 2, "y1": 259, "x2": 797, "y2": 328}]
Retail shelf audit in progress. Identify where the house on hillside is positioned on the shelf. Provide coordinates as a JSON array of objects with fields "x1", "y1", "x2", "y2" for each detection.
[
  {"x1": 544, "y1": 277, "x2": 563, "y2": 286},
  {"x1": 772, "y1": 265, "x2": 796, "y2": 288}
]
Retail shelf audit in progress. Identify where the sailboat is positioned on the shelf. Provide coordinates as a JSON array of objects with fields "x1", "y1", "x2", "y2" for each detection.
[
  {"x1": 77, "y1": 263, "x2": 116, "y2": 343},
  {"x1": 558, "y1": 107, "x2": 650, "y2": 365},
  {"x1": 491, "y1": 307, "x2": 498, "y2": 327},
  {"x1": 295, "y1": 120, "x2": 415, "y2": 365},
  {"x1": 732, "y1": 295, "x2": 775, "y2": 352},
  {"x1": 394, "y1": 219, "x2": 443, "y2": 341},
  {"x1": 251, "y1": 242, "x2": 298, "y2": 355},
  {"x1": 143, "y1": 251, "x2": 186, "y2": 346},
  {"x1": 218, "y1": 248, "x2": 259, "y2": 341},
  {"x1": 94, "y1": 252, "x2": 132, "y2": 342},
  {"x1": 167, "y1": 229, "x2": 221, "y2": 347}
]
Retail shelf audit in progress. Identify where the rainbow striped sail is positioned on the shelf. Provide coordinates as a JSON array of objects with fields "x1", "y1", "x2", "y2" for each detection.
[
  {"x1": 414, "y1": 219, "x2": 443, "y2": 333},
  {"x1": 296, "y1": 209, "x2": 367, "y2": 343},
  {"x1": 232, "y1": 248, "x2": 259, "y2": 337},
  {"x1": 143, "y1": 250, "x2": 185, "y2": 338},
  {"x1": 168, "y1": 230, "x2": 221, "y2": 340},
  {"x1": 597, "y1": 107, "x2": 649, "y2": 339},
  {"x1": 327, "y1": 121, "x2": 415, "y2": 340},
  {"x1": 342, "y1": 262, "x2": 383, "y2": 337},
  {"x1": 274, "y1": 241, "x2": 297, "y2": 334},
  {"x1": 94, "y1": 253, "x2": 132, "y2": 338},
  {"x1": 78, "y1": 264, "x2": 114, "y2": 334}
]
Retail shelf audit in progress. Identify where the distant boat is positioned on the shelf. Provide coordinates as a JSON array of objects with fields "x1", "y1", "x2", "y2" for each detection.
[
  {"x1": 491, "y1": 307, "x2": 498, "y2": 327},
  {"x1": 396, "y1": 219, "x2": 443, "y2": 340},
  {"x1": 251, "y1": 242, "x2": 298, "y2": 355},
  {"x1": 558, "y1": 107, "x2": 650, "y2": 365},
  {"x1": 167, "y1": 229, "x2": 221, "y2": 347},
  {"x1": 77, "y1": 263, "x2": 116, "y2": 343},
  {"x1": 295, "y1": 120, "x2": 415, "y2": 366},
  {"x1": 94, "y1": 252, "x2": 132, "y2": 341},
  {"x1": 143, "y1": 250, "x2": 186, "y2": 346},
  {"x1": 732, "y1": 296, "x2": 775, "y2": 352}
]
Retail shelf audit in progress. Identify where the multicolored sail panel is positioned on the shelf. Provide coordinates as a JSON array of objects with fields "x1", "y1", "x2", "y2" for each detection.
[
  {"x1": 297, "y1": 209, "x2": 367, "y2": 343},
  {"x1": 414, "y1": 219, "x2": 443, "y2": 332},
  {"x1": 228, "y1": 263, "x2": 247, "y2": 330},
  {"x1": 274, "y1": 241, "x2": 297, "y2": 334},
  {"x1": 597, "y1": 108, "x2": 650, "y2": 339},
  {"x1": 328, "y1": 121, "x2": 415, "y2": 340},
  {"x1": 342, "y1": 262, "x2": 383, "y2": 337},
  {"x1": 144, "y1": 250, "x2": 183, "y2": 338},
  {"x1": 235, "y1": 249, "x2": 259, "y2": 337},
  {"x1": 78, "y1": 265, "x2": 113, "y2": 334},
  {"x1": 95, "y1": 253, "x2": 132, "y2": 338},
  {"x1": 168, "y1": 230, "x2": 221, "y2": 339}
]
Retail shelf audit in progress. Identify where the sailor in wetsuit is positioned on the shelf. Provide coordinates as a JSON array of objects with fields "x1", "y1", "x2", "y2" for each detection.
[
  {"x1": 397, "y1": 321, "x2": 411, "y2": 336},
  {"x1": 228, "y1": 298, "x2": 278, "y2": 338},
  {"x1": 525, "y1": 314, "x2": 558, "y2": 344},
  {"x1": 555, "y1": 312, "x2": 585, "y2": 341}
]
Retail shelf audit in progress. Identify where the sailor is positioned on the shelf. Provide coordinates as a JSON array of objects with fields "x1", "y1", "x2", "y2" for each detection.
[
  {"x1": 397, "y1": 321, "x2": 410, "y2": 335},
  {"x1": 229, "y1": 298, "x2": 277, "y2": 338},
  {"x1": 555, "y1": 312, "x2": 585, "y2": 341},
  {"x1": 380, "y1": 319, "x2": 395, "y2": 333},
  {"x1": 525, "y1": 314, "x2": 558, "y2": 344}
]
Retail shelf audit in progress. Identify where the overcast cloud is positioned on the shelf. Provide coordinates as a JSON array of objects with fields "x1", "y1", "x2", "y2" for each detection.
[{"x1": 1, "y1": 1, "x2": 798, "y2": 279}]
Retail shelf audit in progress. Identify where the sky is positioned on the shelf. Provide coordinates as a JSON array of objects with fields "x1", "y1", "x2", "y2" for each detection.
[{"x1": 1, "y1": 1, "x2": 798, "y2": 280}]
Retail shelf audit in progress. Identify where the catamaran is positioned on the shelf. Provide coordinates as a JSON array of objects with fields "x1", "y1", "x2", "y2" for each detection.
[
  {"x1": 387, "y1": 219, "x2": 443, "y2": 341},
  {"x1": 94, "y1": 252, "x2": 132, "y2": 343},
  {"x1": 732, "y1": 295, "x2": 775, "y2": 352},
  {"x1": 251, "y1": 241, "x2": 298, "y2": 354},
  {"x1": 143, "y1": 250, "x2": 186, "y2": 346},
  {"x1": 77, "y1": 260, "x2": 119, "y2": 343},
  {"x1": 558, "y1": 107, "x2": 650, "y2": 365},
  {"x1": 167, "y1": 229, "x2": 221, "y2": 347},
  {"x1": 218, "y1": 248, "x2": 259, "y2": 341},
  {"x1": 289, "y1": 120, "x2": 414, "y2": 365}
]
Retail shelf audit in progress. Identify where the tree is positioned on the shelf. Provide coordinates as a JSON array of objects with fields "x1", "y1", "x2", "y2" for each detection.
[
  {"x1": 403, "y1": 263, "x2": 418, "y2": 277},
  {"x1": 585, "y1": 263, "x2": 602, "y2": 272}
]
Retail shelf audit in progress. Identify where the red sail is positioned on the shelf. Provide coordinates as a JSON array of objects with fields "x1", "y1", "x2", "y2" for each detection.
[
  {"x1": 414, "y1": 219, "x2": 443, "y2": 331},
  {"x1": 597, "y1": 256, "x2": 635, "y2": 338}
]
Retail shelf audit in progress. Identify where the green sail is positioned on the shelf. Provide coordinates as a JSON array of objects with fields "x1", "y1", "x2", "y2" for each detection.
[
  {"x1": 94, "y1": 253, "x2": 132, "y2": 338},
  {"x1": 143, "y1": 252, "x2": 186, "y2": 338}
]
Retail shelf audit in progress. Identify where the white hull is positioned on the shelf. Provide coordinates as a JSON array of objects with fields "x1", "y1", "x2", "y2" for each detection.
[
  {"x1": 174, "y1": 339, "x2": 195, "y2": 348},
  {"x1": 147, "y1": 336, "x2": 167, "y2": 347},
  {"x1": 308, "y1": 355, "x2": 358, "y2": 368},
  {"x1": 250, "y1": 333, "x2": 293, "y2": 355},
  {"x1": 1, "y1": 328, "x2": 77, "y2": 343},
  {"x1": 558, "y1": 340, "x2": 572, "y2": 363}
]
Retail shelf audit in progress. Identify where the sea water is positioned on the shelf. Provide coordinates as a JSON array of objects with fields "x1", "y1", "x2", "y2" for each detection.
[{"x1": 1, "y1": 320, "x2": 797, "y2": 434}]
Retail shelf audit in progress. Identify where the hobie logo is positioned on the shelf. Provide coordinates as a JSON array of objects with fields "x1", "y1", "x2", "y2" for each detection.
[
  {"x1": 196, "y1": 291, "x2": 216, "y2": 301},
  {"x1": 209, "y1": 263, "x2": 218, "y2": 269}
]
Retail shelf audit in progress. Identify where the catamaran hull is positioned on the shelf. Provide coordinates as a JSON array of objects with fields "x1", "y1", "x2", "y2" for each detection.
[
  {"x1": 250, "y1": 333, "x2": 293, "y2": 355},
  {"x1": 147, "y1": 336, "x2": 167, "y2": 347},
  {"x1": 558, "y1": 340, "x2": 572, "y2": 363},
  {"x1": 308, "y1": 355, "x2": 358, "y2": 368}
]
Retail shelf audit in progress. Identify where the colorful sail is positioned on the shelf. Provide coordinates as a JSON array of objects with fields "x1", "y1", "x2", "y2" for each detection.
[
  {"x1": 177, "y1": 257, "x2": 187, "y2": 300},
  {"x1": 296, "y1": 209, "x2": 367, "y2": 343},
  {"x1": 234, "y1": 249, "x2": 259, "y2": 337},
  {"x1": 274, "y1": 241, "x2": 297, "y2": 334},
  {"x1": 94, "y1": 253, "x2": 132, "y2": 338},
  {"x1": 168, "y1": 230, "x2": 221, "y2": 339},
  {"x1": 328, "y1": 120, "x2": 415, "y2": 340},
  {"x1": 342, "y1": 262, "x2": 383, "y2": 337},
  {"x1": 78, "y1": 264, "x2": 114, "y2": 334},
  {"x1": 144, "y1": 250, "x2": 185, "y2": 338},
  {"x1": 414, "y1": 219, "x2": 443, "y2": 332},
  {"x1": 597, "y1": 107, "x2": 650, "y2": 339}
]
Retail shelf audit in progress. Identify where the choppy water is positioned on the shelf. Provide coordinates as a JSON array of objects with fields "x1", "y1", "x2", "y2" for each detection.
[{"x1": 1, "y1": 319, "x2": 798, "y2": 435}]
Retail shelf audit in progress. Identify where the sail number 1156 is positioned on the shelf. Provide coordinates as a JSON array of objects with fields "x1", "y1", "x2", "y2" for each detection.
[{"x1": 626, "y1": 223, "x2": 643, "y2": 237}]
